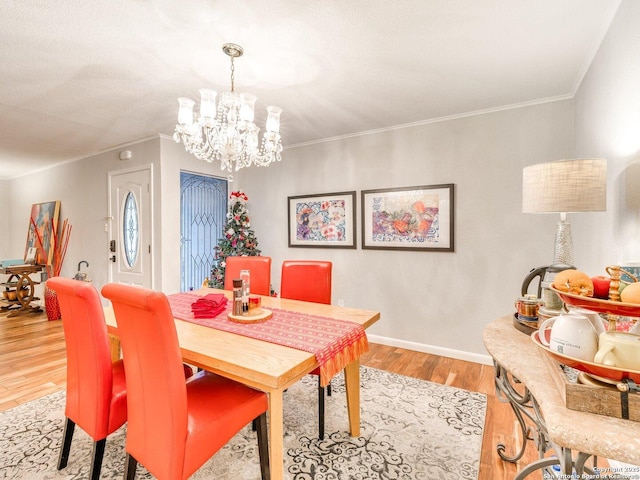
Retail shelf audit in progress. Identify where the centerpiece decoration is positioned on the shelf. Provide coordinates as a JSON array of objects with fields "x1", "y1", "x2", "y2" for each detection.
[{"x1": 209, "y1": 191, "x2": 262, "y2": 289}]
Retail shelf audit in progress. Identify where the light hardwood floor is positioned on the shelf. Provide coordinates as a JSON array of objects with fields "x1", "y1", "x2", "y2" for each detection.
[{"x1": 0, "y1": 309, "x2": 543, "y2": 479}]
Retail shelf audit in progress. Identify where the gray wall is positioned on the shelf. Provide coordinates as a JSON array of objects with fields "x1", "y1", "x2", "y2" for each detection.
[
  {"x1": 238, "y1": 100, "x2": 573, "y2": 360},
  {"x1": 0, "y1": 179, "x2": 8, "y2": 257},
  {"x1": 5, "y1": 140, "x2": 161, "y2": 293},
  {"x1": 3, "y1": 137, "x2": 223, "y2": 298},
  {"x1": 572, "y1": 0, "x2": 640, "y2": 275}
]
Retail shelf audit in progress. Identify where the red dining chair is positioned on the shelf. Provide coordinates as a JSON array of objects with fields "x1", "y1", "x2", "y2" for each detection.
[
  {"x1": 47, "y1": 277, "x2": 127, "y2": 480},
  {"x1": 280, "y1": 260, "x2": 332, "y2": 439},
  {"x1": 223, "y1": 255, "x2": 272, "y2": 296},
  {"x1": 101, "y1": 283, "x2": 270, "y2": 480}
]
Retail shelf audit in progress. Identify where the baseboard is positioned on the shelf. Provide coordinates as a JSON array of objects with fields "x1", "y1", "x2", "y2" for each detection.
[{"x1": 367, "y1": 334, "x2": 493, "y2": 366}]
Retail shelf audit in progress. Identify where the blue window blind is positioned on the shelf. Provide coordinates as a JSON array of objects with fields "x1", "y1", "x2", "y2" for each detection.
[{"x1": 180, "y1": 172, "x2": 227, "y2": 292}]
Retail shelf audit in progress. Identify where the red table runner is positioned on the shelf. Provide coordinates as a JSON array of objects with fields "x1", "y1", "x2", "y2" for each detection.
[{"x1": 167, "y1": 292, "x2": 368, "y2": 386}]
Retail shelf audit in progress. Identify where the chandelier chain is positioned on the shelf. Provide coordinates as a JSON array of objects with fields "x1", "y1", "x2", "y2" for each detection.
[{"x1": 230, "y1": 56, "x2": 235, "y2": 93}]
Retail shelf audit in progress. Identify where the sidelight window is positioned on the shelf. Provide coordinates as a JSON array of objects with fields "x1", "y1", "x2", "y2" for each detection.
[{"x1": 123, "y1": 191, "x2": 139, "y2": 268}]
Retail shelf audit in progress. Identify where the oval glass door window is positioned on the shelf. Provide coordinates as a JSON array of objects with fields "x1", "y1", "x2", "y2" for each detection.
[{"x1": 123, "y1": 191, "x2": 139, "y2": 268}]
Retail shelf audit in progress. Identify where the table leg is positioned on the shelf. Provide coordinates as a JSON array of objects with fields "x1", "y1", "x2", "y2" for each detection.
[
  {"x1": 268, "y1": 389, "x2": 284, "y2": 479},
  {"x1": 343, "y1": 360, "x2": 361, "y2": 436},
  {"x1": 493, "y1": 361, "x2": 598, "y2": 478},
  {"x1": 108, "y1": 334, "x2": 121, "y2": 361}
]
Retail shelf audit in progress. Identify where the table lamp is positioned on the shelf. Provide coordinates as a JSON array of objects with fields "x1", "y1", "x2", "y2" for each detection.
[
  {"x1": 522, "y1": 158, "x2": 607, "y2": 267},
  {"x1": 522, "y1": 159, "x2": 607, "y2": 313}
]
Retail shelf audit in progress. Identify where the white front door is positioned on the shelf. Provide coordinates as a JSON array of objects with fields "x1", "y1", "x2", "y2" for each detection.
[{"x1": 108, "y1": 165, "x2": 153, "y2": 288}]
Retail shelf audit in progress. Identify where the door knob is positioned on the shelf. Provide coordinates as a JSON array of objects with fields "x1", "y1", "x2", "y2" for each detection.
[{"x1": 110, "y1": 255, "x2": 116, "y2": 263}]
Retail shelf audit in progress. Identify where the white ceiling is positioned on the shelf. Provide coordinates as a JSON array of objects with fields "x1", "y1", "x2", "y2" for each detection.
[{"x1": 0, "y1": 0, "x2": 621, "y2": 180}]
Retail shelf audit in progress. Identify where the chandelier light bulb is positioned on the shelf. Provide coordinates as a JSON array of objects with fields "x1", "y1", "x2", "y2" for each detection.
[
  {"x1": 177, "y1": 98, "x2": 195, "y2": 125},
  {"x1": 174, "y1": 43, "x2": 283, "y2": 172},
  {"x1": 265, "y1": 106, "x2": 282, "y2": 133},
  {"x1": 239, "y1": 93, "x2": 256, "y2": 122},
  {"x1": 199, "y1": 89, "x2": 217, "y2": 121}
]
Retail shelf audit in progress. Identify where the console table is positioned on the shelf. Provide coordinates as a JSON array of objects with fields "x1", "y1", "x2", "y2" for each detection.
[
  {"x1": 0, "y1": 264, "x2": 43, "y2": 317},
  {"x1": 483, "y1": 315, "x2": 640, "y2": 478}
]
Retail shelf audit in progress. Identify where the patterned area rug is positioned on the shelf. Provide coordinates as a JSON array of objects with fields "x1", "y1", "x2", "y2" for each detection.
[{"x1": 0, "y1": 366, "x2": 486, "y2": 479}]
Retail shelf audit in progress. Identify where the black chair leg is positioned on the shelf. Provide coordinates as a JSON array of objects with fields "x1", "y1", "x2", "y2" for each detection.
[
  {"x1": 124, "y1": 453, "x2": 138, "y2": 480},
  {"x1": 327, "y1": 380, "x2": 332, "y2": 397},
  {"x1": 57, "y1": 417, "x2": 75, "y2": 470},
  {"x1": 89, "y1": 439, "x2": 106, "y2": 480},
  {"x1": 318, "y1": 379, "x2": 325, "y2": 440},
  {"x1": 255, "y1": 413, "x2": 270, "y2": 480}
]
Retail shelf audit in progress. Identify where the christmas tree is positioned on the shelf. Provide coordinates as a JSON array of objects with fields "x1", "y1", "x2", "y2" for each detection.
[{"x1": 209, "y1": 191, "x2": 261, "y2": 288}]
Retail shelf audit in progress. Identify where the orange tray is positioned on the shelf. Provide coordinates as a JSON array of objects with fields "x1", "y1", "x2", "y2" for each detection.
[
  {"x1": 550, "y1": 286, "x2": 640, "y2": 317},
  {"x1": 532, "y1": 328, "x2": 640, "y2": 383}
]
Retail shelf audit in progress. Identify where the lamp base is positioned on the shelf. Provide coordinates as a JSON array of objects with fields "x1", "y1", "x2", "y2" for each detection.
[{"x1": 552, "y1": 219, "x2": 574, "y2": 267}]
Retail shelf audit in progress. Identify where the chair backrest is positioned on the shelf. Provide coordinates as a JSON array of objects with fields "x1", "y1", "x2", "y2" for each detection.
[
  {"x1": 223, "y1": 256, "x2": 272, "y2": 296},
  {"x1": 101, "y1": 283, "x2": 188, "y2": 479},
  {"x1": 280, "y1": 260, "x2": 332, "y2": 304},
  {"x1": 46, "y1": 277, "x2": 115, "y2": 439}
]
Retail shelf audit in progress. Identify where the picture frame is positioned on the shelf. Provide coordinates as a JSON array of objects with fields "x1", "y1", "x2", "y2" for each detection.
[
  {"x1": 24, "y1": 247, "x2": 37, "y2": 264},
  {"x1": 361, "y1": 184, "x2": 454, "y2": 251},
  {"x1": 288, "y1": 191, "x2": 357, "y2": 248},
  {"x1": 25, "y1": 201, "x2": 61, "y2": 265}
]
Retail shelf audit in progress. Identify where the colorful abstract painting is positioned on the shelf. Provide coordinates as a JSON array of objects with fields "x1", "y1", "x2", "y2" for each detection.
[{"x1": 24, "y1": 201, "x2": 61, "y2": 265}]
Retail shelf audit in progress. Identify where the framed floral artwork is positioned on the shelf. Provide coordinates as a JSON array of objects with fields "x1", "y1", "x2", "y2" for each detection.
[
  {"x1": 288, "y1": 191, "x2": 357, "y2": 248},
  {"x1": 361, "y1": 184, "x2": 454, "y2": 251}
]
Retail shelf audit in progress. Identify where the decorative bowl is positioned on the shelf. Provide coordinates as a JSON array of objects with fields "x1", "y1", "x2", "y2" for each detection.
[
  {"x1": 550, "y1": 286, "x2": 640, "y2": 318},
  {"x1": 532, "y1": 328, "x2": 640, "y2": 383},
  {"x1": 3, "y1": 289, "x2": 27, "y2": 301}
]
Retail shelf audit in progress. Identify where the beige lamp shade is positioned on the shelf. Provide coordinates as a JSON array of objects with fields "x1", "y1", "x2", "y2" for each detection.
[{"x1": 522, "y1": 158, "x2": 607, "y2": 213}]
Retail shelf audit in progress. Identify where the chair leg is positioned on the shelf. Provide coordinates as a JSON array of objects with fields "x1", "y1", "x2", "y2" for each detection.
[
  {"x1": 57, "y1": 417, "x2": 76, "y2": 470},
  {"x1": 318, "y1": 379, "x2": 325, "y2": 440},
  {"x1": 124, "y1": 453, "x2": 138, "y2": 480},
  {"x1": 327, "y1": 380, "x2": 332, "y2": 397},
  {"x1": 254, "y1": 413, "x2": 270, "y2": 480},
  {"x1": 89, "y1": 439, "x2": 106, "y2": 480}
]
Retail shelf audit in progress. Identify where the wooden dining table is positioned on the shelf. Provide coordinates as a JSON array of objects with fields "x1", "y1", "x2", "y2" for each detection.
[{"x1": 103, "y1": 287, "x2": 381, "y2": 479}]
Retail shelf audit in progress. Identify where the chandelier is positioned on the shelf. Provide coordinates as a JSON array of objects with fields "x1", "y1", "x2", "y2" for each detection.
[{"x1": 173, "y1": 43, "x2": 283, "y2": 173}]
